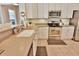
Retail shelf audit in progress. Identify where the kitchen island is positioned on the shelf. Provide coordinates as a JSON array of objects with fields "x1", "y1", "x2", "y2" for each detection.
[{"x1": 0, "y1": 30, "x2": 35, "y2": 56}]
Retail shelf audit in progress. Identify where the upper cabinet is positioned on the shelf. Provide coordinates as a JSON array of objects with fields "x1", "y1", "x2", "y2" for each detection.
[
  {"x1": 26, "y1": 3, "x2": 38, "y2": 18},
  {"x1": 66, "y1": 4, "x2": 73, "y2": 18},
  {"x1": 38, "y1": 4, "x2": 44, "y2": 18},
  {"x1": 48, "y1": 3, "x2": 79, "y2": 18},
  {"x1": 60, "y1": 4, "x2": 67, "y2": 18},
  {"x1": 48, "y1": 3, "x2": 56, "y2": 11},
  {"x1": 26, "y1": 3, "x2": 48, "y2": 18},
  {"x1": 38, "y1": 3, "x2": 48, "y2": 18},
  {"x1": 55, "y1": 3, "x2": 62, "y2": 11},
  {"x1": 20, "y1": 3, "x2": 79, "y2": 18},
  {"x1": 48, "y1": 3, "x2": 68, "y2": 18},
  {"x1": 43, "y1": 4, "x2": 48, "y2": 18}
]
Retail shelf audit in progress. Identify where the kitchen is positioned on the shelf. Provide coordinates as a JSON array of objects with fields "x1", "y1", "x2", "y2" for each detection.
[{"x1": 0, "y1": 3, "x2": 79, "y2": 56}]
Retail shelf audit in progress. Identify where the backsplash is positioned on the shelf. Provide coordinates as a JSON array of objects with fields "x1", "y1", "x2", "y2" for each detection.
[
  {"x1": 61, "y1": 18, "x2": 70, "y2": 25},
  {"x1": 25, "y1": 18, "x2": 70, "y2": 25},
  {"x1": 48, "y1": 18, "x2": 70, "y2": 25}
]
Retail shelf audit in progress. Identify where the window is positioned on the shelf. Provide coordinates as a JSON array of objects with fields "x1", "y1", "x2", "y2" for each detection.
[{"x1": 8, "y1": 9, "x2": 17, "y2": 25}]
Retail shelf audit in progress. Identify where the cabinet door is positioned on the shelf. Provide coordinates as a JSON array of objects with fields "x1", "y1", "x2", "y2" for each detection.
[
  {"x1": 66, "y1": 4, "x2": 73, "y2": 18},
  {"x1": 61, "y1": 27, "x2": 74, "y2": 40},
  {"x1": 43, "y1": 3, "x2": 48, "y2": 18},
  {"x1": 60, "y1": 4, "x2": 67, "y2": 18},
  {"x1": 38, "y1": 3, "x2": 44, "y2": 18},
  {"x1": 48, "y1": 3, "x2": 56, "y2": 11},
  {"x1": 26, "y1": 3, "x2": 33, "y2": 18},
  {"x1": 26, "y1": 3, "x2": 38, "y2": 18},
  {"x1": 55, "y1": 3, "x2": 62, "y2": 11},
  {"x1": 72, "y1": 3, "x2": 79, "y2": 10},
  {"x1": 38, "y1": 3, "x2": 48, "y2": 18},
  {"x1": 38, "y1": 27, "x2": 48, "y2": 39},
  {"x1": 32, "y1": 3, "x2": 38, "y2": 18}
]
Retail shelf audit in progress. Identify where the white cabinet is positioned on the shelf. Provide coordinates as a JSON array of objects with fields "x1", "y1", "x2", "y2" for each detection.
[
  {"x1": 26, "y1": 3, "x2": 48, "y2": 18},
  {"x1": 25, "y1": 3, "x2": 79, "y2": 18},
  {"x1": 61, "y1": 4, "x2": 73, "y2": 18},
  {"x1": 66, "y1": 4, "x2": 73, "y2": 18},
  {"x1": 43, "y1": 4, "x2": 48, "y2": 18},
  {"x1": 60, "y1": 4, "x2": 67, "y2": 18},
  {"x1": 48, "y1": 4, "x2": 68, "y2": 18},
  {"x1": 71, "y1": 3, "x2": 79, "y2": 10},
  {"x1": 26, "y1": 4, "x2": 33, "y2": 18},
  {"x1": 38, "y1": 4, "x2": 44, "y2": 18},
  {"x1": 48, "y1": 3, "x2": 56, "y2": 11},
  {"x1": 61, "y1": 26, "x2": 75, "y2": 40},
  {"x1": 60, "y1": 4, "x2": 74, "y2": 18},
  {"x1": 26, "y1": 3, "x2": 38, "y2": 18},
  {"x1": 37, "y1": 27, "x2": 48, "y2": 39},
  {"x1": 32, "y1": 4, "x2": 38, "y2": 18},
  {"x1": 55, "y1": 3, "x2": 62, "y2": 11},
  {"x1": 38, "y1": 3, "x2": 48, "y2": 18},
  {"x1": 48, "y1": 3, "x2": 74, "y2": 18}
]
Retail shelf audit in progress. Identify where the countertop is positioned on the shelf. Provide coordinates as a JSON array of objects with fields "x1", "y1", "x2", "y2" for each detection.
[
  {"x1": 0, "y1": 27, "x2": 12, "y2": 33},
  {"x1": 0, "y1": 30, "x2": 35, "y2": 56},
  {"x1": 35, "y1": 23, "x2": 74, "y2": 27}
]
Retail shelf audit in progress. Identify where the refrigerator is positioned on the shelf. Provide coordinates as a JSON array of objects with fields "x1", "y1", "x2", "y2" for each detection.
[{"x1": 71, "y1": 10, "x2": 79, "y2": 41}]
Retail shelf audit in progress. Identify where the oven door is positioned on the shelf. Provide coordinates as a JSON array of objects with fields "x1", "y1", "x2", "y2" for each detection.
[{"x1": 49, "y1": 27, "x2": 61, "y2": 37}]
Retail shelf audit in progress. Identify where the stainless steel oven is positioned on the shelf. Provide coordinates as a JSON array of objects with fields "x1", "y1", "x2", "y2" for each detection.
[{"x1": 48, "y1": 27, "x2": 61, "y2": 40}]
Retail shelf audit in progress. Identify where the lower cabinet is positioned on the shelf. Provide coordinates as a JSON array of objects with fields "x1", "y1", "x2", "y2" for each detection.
[
  {"x1": 37, "y1": 27, "x2": 48, "y2": 40},
  {"x1": 61, "y1": 26, "x2": 75, "y2": 40},
  {"x1": 37, "y1": 26, "x2": 74, "y2": 40}
]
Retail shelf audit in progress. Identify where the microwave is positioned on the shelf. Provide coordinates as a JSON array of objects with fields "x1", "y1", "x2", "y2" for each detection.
[{"x1": 49, "y1": 11, "x2": 61, "y2": 17}]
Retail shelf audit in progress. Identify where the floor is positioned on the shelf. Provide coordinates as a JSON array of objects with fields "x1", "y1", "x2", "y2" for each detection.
[
  {"x1": 37, "y1": 39, "x2": 79, "y2": 56},
  {"x1": 1, "y1": 35, "x2": 79, "y2": 56}
]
